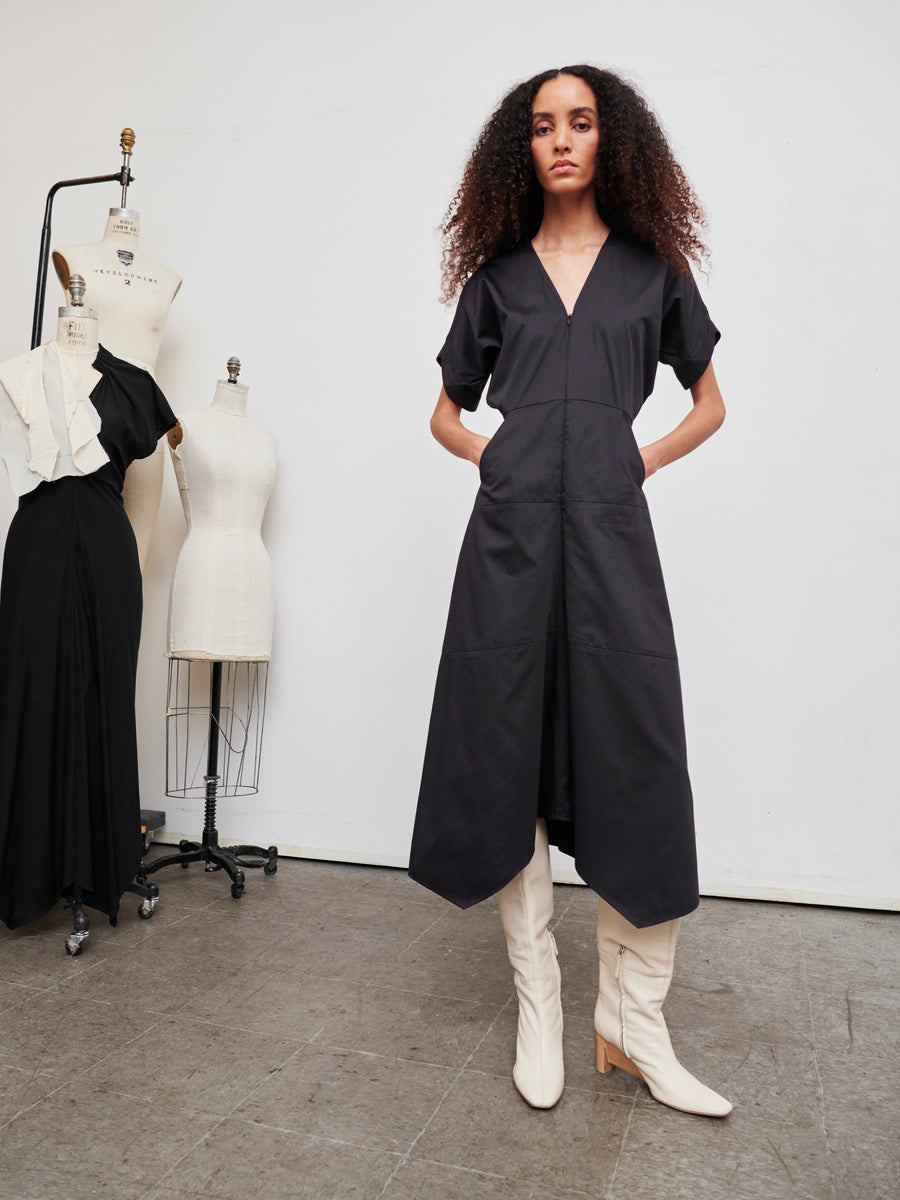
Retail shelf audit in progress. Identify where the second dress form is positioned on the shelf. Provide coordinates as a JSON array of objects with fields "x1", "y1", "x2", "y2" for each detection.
[
  {"x1": 168, "y1": 373, "x2": 277, "y2": 661},
  {"x1": 53, "y1": 207, "x2": 182, "y2": 567}
]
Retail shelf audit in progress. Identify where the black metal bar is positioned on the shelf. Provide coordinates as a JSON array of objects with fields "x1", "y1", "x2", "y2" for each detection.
[
  {"x1": 202, "y1": 661, "x2": 223, "y2": 845},
  {"x1": 207, "y1": 661, "x2": 223, "y2": 778},
  {"x1": 31, "y1": 167, "x2": 132, "y2": 350}
]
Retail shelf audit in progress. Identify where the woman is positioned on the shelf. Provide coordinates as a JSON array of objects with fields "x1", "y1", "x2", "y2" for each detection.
[{"x1": 409, "y1": 66, "x2": 731, "y2": 1117}]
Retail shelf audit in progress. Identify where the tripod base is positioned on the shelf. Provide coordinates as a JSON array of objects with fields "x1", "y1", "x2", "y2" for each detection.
[{"x1": 140, "y1": 830, "x2": 277, "y2": 899}]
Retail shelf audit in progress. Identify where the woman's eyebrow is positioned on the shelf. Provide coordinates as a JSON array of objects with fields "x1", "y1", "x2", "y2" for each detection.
[{"x1": 531, "y1": 106, "x2": 597, "y2": 119}]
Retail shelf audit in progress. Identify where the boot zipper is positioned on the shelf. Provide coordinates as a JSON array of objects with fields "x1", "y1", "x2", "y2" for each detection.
[{"x1": 616, "y1": 944, "x2": 627, "y2": 1055}]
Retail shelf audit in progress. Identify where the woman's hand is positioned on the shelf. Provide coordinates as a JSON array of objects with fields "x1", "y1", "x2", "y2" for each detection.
[
  {"x1": 471, "y1": 433, "x2": 491, "y2": 467},
  {"x1": 430, "y1": 387, "x2": 491, "y2": 467},
  {"x1": 638, "y1": 364, "x2": 725, "y2": 479}
]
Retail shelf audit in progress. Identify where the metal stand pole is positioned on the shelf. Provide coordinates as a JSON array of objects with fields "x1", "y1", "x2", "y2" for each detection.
[{"x1": 31, "y1": 128, "x2": 135, "y2": 349}]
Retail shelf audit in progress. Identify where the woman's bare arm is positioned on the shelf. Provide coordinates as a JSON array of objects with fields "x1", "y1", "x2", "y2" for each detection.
[
  {"x1": 640, "y1": 362, "x2": 725, "y2": 480},
  {"x1": 430, "y1": 387, "x2": 490, "y2": 466}
]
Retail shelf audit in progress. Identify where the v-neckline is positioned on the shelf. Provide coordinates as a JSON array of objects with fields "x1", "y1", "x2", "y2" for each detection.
[{"x1": 528, "y1": 230, "x2": 614, "y2": 318}]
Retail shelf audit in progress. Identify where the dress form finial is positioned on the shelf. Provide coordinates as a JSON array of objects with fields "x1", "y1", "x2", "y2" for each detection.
[{"x1": 59, "y1": 274, "x2": 98, "y2": 320}]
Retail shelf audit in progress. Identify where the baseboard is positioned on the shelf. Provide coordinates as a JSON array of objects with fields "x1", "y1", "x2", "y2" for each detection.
[{"x1": 151, "y1": 835, "x2": 899, "y2": 912}]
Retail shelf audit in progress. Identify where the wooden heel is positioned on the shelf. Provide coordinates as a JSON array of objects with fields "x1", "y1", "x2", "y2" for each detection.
[
  {"x1": 595, "y1": 1031, "x2": 612, "y2": 1073},
  {"x1": 594, "y1": 1032, "x2": 644, "y2": 1082}
]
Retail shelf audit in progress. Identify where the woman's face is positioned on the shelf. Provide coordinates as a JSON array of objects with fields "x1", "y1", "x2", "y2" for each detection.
[{"x1": 530, "y1": 74, "x2": 600, "y2": 197}]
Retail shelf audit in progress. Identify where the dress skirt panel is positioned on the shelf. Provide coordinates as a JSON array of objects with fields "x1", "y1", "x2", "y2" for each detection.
[
  {"x1": 410, "y1": 409, "x2": 701, "y2": 926},
  {"x1": 409, "y1": 641, "x2": 547, "y2": 909},
  {"x1": 0, "y1": 475, "x2": 143, "y2": 929}
]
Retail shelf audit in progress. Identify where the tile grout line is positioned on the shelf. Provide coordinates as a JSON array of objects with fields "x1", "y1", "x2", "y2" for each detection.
[
  {"x1": 135, "y1": 1037, "x2": 313, "y2": 1199},
  {"x1": 604, "y1": 1096, "x2": 637, "y2": 1200},
  {"x1": 797, "y1": 918, "x2": 838, "y2": 1199},
  {"x1": 406, "y1": 908, "x2": 461, "y2": 949},
  {"x1": 0, "y1": 1073, "x2": 73, "y2": 1136},
  {"x1": 373, "y1": 993, "x2": 518, "y2": 1198},
  {"x1": 65, "y1": 1011, "x2": 174, "y2": 1079},
  {"x1": 400, "y1": 1154, "x2": 602, "y2": 1198}
]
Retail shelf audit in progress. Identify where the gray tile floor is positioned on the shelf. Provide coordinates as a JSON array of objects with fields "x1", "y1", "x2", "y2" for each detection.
[{"x1": 0, "y1": 852, "x2": 897, "y2": 1200}]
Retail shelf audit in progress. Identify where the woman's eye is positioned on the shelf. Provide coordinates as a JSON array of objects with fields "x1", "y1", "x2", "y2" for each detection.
[
  {"x1": 533, "y1": 124, "x2": 552, "y2": 136},
  {"x1": 573, "y1": 121, "x2": 591, "y2": 132}
]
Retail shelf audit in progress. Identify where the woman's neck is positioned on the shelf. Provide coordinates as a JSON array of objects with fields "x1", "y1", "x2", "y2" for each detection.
[
  {"x1": 211, "y1": 381, "x2": 248, "y2": 416},
  {"x1": 56, "y1": 313, "x2": 99, "y2": 358},
  {"x1": 533, "y1": 193, "x2": 609, "y2": 251},
  {"x1": 102, "y1": 208, "x2": 141, "y2": 248}
]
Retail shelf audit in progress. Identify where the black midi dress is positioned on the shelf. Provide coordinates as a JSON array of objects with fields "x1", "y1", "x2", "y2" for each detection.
[
  {"x1": 409, "y1": 231, "x2": 720, "y2": 928},
  {"x1": 0, "y1": 345, "x2": 177, "y2": 929}
]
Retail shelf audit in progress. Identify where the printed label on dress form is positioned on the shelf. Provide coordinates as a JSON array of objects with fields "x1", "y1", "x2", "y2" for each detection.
[
  {"x1": 61, "y1": 319, "x2": 89, "y2": 348},
  {"x1": 108, "y1": 217, "x2": 139, "y2": 240},
  {"x1": 90, "y1": 266, "x2": 159, "y2": 287}
]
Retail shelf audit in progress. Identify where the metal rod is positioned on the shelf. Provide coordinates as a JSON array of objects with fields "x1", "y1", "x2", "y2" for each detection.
[
  {"x1": 207, "y1": 661, "x2": 223, "y2": 779},
  {"x1": 31, "y1": 128, "x2": 136, "y2": 349},
  {"x1": 202, "y1": 661, "x2": 224, "y2": 838},
  {"x1": 30, "y1": 171, "x2": 128, "y2": 349}
]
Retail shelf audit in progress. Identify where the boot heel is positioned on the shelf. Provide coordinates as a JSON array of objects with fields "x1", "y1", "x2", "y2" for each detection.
[
  {"x1": 595, "y1": 1031, "x2": 612, "y2": 1073},
  {"x1": 594, "y1": 1031, "x2": 644, "y2": 1082}
]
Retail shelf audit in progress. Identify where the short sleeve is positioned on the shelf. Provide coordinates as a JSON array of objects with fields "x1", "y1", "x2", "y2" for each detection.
[
  {"x1": 436, "y1": 269, "x2": 502, "y2": 412},
  {"x1": 659, "y1": 263, "x2": 721, "y2": 389},
  {"x1": 127, "y1": 373, "x2": 177, "y2": 460},
  {"x1": 152, "y1": 382, "x2": 178, "y2": 442}
]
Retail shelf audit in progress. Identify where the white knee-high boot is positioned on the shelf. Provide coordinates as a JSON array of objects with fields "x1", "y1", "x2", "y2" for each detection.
[
  {"x1": 594, "y1": 897, "x2": 732, "y2": 1117},
  {"x1": 497, "y1": 819, "x2": 564, "y2": 1109}
]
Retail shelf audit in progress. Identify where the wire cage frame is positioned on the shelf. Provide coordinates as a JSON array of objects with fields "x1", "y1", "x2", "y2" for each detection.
[{"x1": 166, "y1": 658, "x2": 269, "y2": 799}]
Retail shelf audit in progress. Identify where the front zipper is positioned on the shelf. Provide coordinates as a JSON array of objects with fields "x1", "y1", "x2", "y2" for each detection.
[{"x1": 560, "y1": 314, "x2": 571, "y2": 507}]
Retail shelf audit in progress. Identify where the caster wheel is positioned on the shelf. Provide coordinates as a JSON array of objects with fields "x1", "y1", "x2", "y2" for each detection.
[
  {"x1": 138, "y1": 902, "x2": 155, "y2": 919},
  {"x1": 230, "y1": 883, "x2": 244, "y2": 899},
  {"x1": 264, "y1": 862, "x2": 277, "y2": 876},
  {"x1": 65, "y1": 931, "x2": 89, "y2": 955},
  {"x1": 181, "y1": 861, "x2": 190, "y2": 869}
]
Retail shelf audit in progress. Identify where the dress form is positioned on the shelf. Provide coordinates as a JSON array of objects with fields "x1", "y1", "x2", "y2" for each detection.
[
  {"x1": 52, "y1": 208, "x2": 182, "y2": 568},
  {"x1": 0, "y1": 274, "x2": 176, "y2": 944},
  {"x1": 168, "y1": 358, "x2": 277, "y2": 661},
  {"x1": 0, "y1": 276, "x2": 110, "y2": 495},
  {"x1": 55, "y1": 273, "x2": 101, "y2": 397},
  {"x1": 144, "y1": 358, "x2": 278, "y2": 900}
]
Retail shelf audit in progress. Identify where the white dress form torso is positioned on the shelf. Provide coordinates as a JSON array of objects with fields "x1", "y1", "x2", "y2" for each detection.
[
  {"x1": 52, "y1": 210, "x2": 181, "y2": 371},
  {"x1": 168, "y1": 380, "x2": 277, "y2": 661},
  {"x1": 52, "y1": 210, "x2": 181, "y2": 568}
]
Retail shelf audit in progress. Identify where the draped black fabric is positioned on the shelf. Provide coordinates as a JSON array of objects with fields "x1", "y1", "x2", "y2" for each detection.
[
  {"x1": 0, "y1": 346, "x2": 176, "y2": 929},
  {"x1": 409, "y1": 233, "x2": 720, "y2": 928}
]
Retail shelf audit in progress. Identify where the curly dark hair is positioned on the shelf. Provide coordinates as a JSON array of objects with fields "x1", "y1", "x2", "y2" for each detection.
[{"x1": 440, "y1": 65, "x2": 709, "y2": 303}]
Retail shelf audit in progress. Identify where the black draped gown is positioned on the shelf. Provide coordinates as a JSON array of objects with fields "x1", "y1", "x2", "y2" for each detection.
[
  {"x1": 0, "y1": 345, "x2": 176, "y2": 929},
  {"x1": 409, "y1": 232, "x2": 721, "y2": 928}
]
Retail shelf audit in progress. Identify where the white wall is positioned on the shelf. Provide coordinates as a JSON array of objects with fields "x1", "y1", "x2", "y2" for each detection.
[{"x1": 0, "y1": 0, "x2": 896, "y2": 908}]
